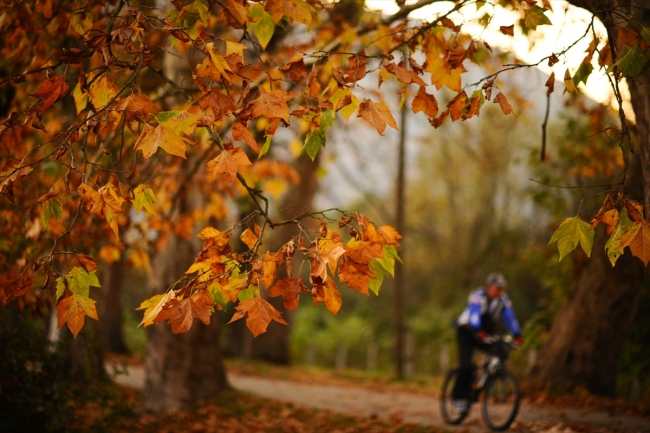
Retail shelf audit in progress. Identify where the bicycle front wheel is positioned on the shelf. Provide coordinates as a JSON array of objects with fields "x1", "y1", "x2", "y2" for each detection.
[
  {"x1": 440, "y1": 369, "x2": 469, "y2": 425},
  {"x1": 481, "y1": 369, "x2": 520, "y2": 431}
]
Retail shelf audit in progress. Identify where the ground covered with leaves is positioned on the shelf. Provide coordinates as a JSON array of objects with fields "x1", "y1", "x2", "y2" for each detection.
[{"x1": 75, "y1": 386, "x2": 443, "y2": 433}]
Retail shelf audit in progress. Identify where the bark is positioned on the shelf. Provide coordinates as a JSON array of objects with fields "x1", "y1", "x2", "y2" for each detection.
[
  {"x1": 99, "y1": 258, "x2": 130, "y2": 354},
  {"x1": 140, "y1": 231, "x2": 229, "y2": 412},
  {"x1": 533, "y1": 0, "x2": 650, "y2": 396}
]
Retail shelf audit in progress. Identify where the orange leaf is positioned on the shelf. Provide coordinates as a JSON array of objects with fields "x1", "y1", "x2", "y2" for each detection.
[
  {"x1": 493, "y1": 92, "x2": 513, "y2": 115},
  {"x1": 384, "y1": 62, "x2": 427, "y2": 86},
  {"x1": 250, "y1": 87, "x2": 293, "y2": 123},
  {"x1": 30, "y1": 76, "x2": 70, "y2": 113},
  {"x1": 206, "y1": 147, "x2": 252, "y2": 182},
  {"x1": 77, "y1": 184, "x2": 101, "y2": 213},
  {"x1": 338, "y1": 255, "x2": 376, "y2": 295},
  {"x1": 232, "y1": 122, "x2": 260, "y2": 153},
  {"x1": 412, "y1": 86, "x2": 439, "y2": 118},
  {"x1": 265, "y1": 0, "x2": 312, "y2": 25},
  {"x1": 448, "y1": 91, "x2": 468, "y2": 121},
  {"x1": 620, "y1": 221, "x2": 650, "y2": 266},
  {"x1": 269, "y1": 277, "x2": 308, "y2": 310},
  {"x1": 357, "y1": 99, "x2": 398, "y2": 135},
  {"x1": 115, "y1": 88, "x2": 157, "y2": 120},
  {"x1": 240, "y1": 224, "x2": 261, "y2": 249},
  {"x1": 280, "y1": 54, "x2": 308, "y2": 81},
  {"x1": 99, "y1": 245, "x2": 121, "y2": 264},
  {"x1": 311, "y1": 276, "x2": 342, "y2": 315},
  {"x1": 545, "y1": 72, "x2": 555, "y2": 95},
  {"x1": 227, "y1": 296, "x2": 288, "y2": 337},
  {"x1": 57, "y1": 293, "x2": 98, "y2": 337},
  {"x1": 75, "y1": 254, "x2": 98, "y2": 272},
  {"x1": 429, "y1": 109, "x2": 449, "y2": 128},
  {"x1": 155, "y1": 291, "x2": 214, "y2": 334},
  {"x1": 133, "y1": 124, "x2": 190, "y2": 159}
]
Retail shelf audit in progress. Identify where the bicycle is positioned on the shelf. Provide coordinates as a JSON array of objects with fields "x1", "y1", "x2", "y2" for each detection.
[{"x1": 440, "y1": 335, "x2": 520, "y2": 431}]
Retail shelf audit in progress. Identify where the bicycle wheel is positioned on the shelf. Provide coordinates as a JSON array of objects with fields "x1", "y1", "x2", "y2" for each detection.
[
  {"x1": 440, "y1": 369, "x2": 470, "y2": 425},
  {"x1": 481, "y1": 369, "x2": 520, "y2": 431}
]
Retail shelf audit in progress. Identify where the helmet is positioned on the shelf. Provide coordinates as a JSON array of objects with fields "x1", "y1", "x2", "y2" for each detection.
[{"x1": 486, "y1": 272, "x2": 507, "y2": 289}]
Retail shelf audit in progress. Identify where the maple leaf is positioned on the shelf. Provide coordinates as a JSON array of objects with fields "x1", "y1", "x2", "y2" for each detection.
[
  {"x1": 500, "y1": 25, "x2": 514, "y2": 36},
  {"x1": 385, "y1": 62, "x2": 427, "y2": 87},
  {"x1": 493, "y1": 92, "x2": 513, "y2": 115},
  {"x1": 358, "y1": 99, "x2": 398, "y2": 135},
  {"x1": 1, "y1": 159, "x2": 33, "y2": 203},
  {"x1": 133, "y1": 184, "x2": 158, "y2": 218},
  {"x1": 251, "y1": 252, "x2": 281, "y2": 290},
  {"x1": 205, "y1": 42, "x2": 233, "y2": 83},
  {"x1": 232, "y1": 122, "x2": 260, "y2": 153},
  {"x1": 545, "y1": 72, "x2": 555, "y2": 95},
  {"x1": 57, "y1": 293, "x2": 98, "y2": 337},
  {"x1": 0, "y1": 123, "x2": 22, "y2": 152},
  {"x1": 309, "y1": 240, "x2": 345, "y2": 282},
  {"x1": 206, "y1": 147, "x2": 252, "y2": 182},
  {"x1": 280, "y1": 54, "x2": 308, "y2": 81},
  {"x1": 269, "y1": 277, "x2": 308, "y2": 310},
  {"x1": 241, "y1": 224, "x2": 261, "y2": 249},
  {"x1": 448, "y1": 91, "x2": 468, "y2": 121},
  {"x1": 548, "y1": 215, "x2": 594, "y2": 261},
  {"x1": 115, "y1": 88, "x2": 157, "y2": 121},
  {"x1": 564, "y1": 69, "x2": 577, "y2": 93},
  {"x1": 523, "y1": 6, "x2": 552, "y2": 31},
  {"x1": 619, "y1": 221, "x2": 650, "y2": 265},
  {"x1": 89, "y1": 74, "x2": 119, "y2": 109},
  {"x1": 136, "y1": 291, "x2": 176, "y2": 327},
  {"x1": 228, "y1": 296, "x2": 288, "y2": 337},
  {"x1": 39, "y1": 192, "x2": 63, "y2": 227},
  {"x1": 78, "y1": 184, "x2": 101, "y2": 213},
  {"x1": 250, "y1": 87, "x2": 293, "y2": 123},
  {"x1": 605, "y1": 209, "x2": 634, "y2": 266},
  {"x1": 412, "y1": 86, "x2": 439, "y2": 118},
  {"x1": 311, "y1": 276, "x2": 342, "y2": 315},
  {"x1": 75, "y1": 254, "x2": 98, "y2": 272},
  {"x1": 154, "y1": 291, "x2": 214, "y2": 334},
  {"x1": 265, "y1": 0, "x2": 312, "y2": 25},
  {"x1": 134, "y1": 123, "x2": 191, "y2": 159},
  {"x1": 56, "y1": 267, "x2": 101, "y2": 299},
  {"x1": 30, "y1": 75, "x2": 69, "y2": 113},
  {"x1": 248, "y1": 4, "x2": 275, "y2": 49}
]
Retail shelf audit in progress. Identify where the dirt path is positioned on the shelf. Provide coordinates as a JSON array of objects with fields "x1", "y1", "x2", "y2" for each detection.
[{"x1": 107, "y1": 364, "x2": 650, "y2": 433}]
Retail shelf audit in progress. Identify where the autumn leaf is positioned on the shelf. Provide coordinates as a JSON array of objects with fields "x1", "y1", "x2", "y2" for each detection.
[
  {"x1": 358, "y1": 99, "x2": 398, "y2": 135},
  {"x1": 619, "y1": 220, "x2": 650, "y2": 265},
  {"x1": 499, "y1": 25, "x2": 514, "y2": 36},
  {"x1": 206, "y1": 147, "x2": 252, "y2": 182},
  {"x1": 448, "y1": 91, "x2": 468, "y2": 121},
  {"x1": 154, "y1": 291, "x2": 214, "y2": 334},
  {"x1": 89, "y1": 74, "x2": 119, "y2": 109},
  {"x1": 280, "y1": 54, "x2": 307, "y2": 81},
  {"x1": 57, "y1": 293, "x2": 98, "y2": 337},
  {"x1": 250, "y1": 87, "x2": 293, "y2": 123},
  {"x1": 304, "y1": 109, "x2": 335, "y2": 160},
  {"x1": 39, "y1": 193, "x2": 63, "y2": 227},
  {"x1": 133, "y1": 184, "x2": 158, "y2": 218},
  {"x1": 205, "y1": 42, "x2": 233, "y2": 83},
  {"x1": 548, "y1": 215, "x2": 594, "y2": 261},
  {"x1": 136, "y1": 291, "x2": 176, "y2": 327},
  {"x1": 99, "y1": 245, "x2": 121, "y2": 264},
  {"x1": 564, "y1": 69, "x2": 577, "y2": 93},
  {"x1": 134, "y1": 123, "x2": 191, "y2": 159},
  {"x1": 411, "y1": 86, "x2": 439, "y2": 118},
  {"x1": 605, "y1": 209, "x2": 634, "y2": 266},
  {"x1": 75, "y1": 254, "x2": 98, "y2": 272},
  {"x1": 493, "y1": 92, "x2": 513, "y2": 115},
  {"x1": 241, "y1": 224, "x2": 261, "y2": 249},
  {"x1": 228, "y1": 296, "x2": 288, "y2": 337},
  {"x1": 523, "y1": 6, "x2": 552, "y2": 31},
  {"x1": 30, "y1": 75, "x2": 69, "y2": 113},
  {"x1": 78, "y1": 184, "x2": 101, "y2": 213},
  {"x1": 232, "y1": 122, "x2": 260, "y2": 153},
  {"x1": 115, "y1": 88, "x2": 157, "y2": 120},
  {"x1": 311, "y1": 277, "x2": 342, "y2": 315},
  {"x1": 265, "y1": 0, "x2": 312, "y2": 25},
  {"x1": 269, "y1": 277, "x2": 308, "y2": 310},
  {"x1": 56, "y1": 267, "x2": 101, "y2": 299},
  {"x1": 545, "y1": 72, "x2": 555, "y2": 95},
  {"x1": 384, "y1": 62, "x2": 427, "y2": 87},
  {"x1": 248, "y1": 4, "x2": 275, "y2": 49},
  {"x1": 129, "y1": 249, "x2": 152, "y2": 275}
]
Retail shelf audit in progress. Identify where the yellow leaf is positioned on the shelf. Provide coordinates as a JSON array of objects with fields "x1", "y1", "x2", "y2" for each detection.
[
  {"x1": 129, "y1": 249, "x2": 152, "y2": 275},
  {"x1": 136, "y1": 291, "x2": 176, "y2": 327},
  {"x1": 205, "y1": 42, "x2": 232, "y2": 82},
  {"x1": 56, "y1": 293, "x2": 98, "y2": 337},
  {"x1": 206, "y1": 147, "x2": 252, "y2": 182},
  {"x1": 99, "y1": 245, "x2": 121, "y2": 264},
  {"x1": 89, "y1": 74, "x2": 119, "y2": 109},
  {"x1": 134, "y1": 124, "x2": 190, "y2": 159}
]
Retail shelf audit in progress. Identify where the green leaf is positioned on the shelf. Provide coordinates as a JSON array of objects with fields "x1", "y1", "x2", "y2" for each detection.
[
  {"x1": 368, "y1": 259, "x2": 384, "y2": 296},
  {"x1": 641, "y1": 26, "x2": 650, "y2": 44},
  {"x1": 133, "y1": 184, "x2": 158, "y2": 218},
  {"x1": 56, "y1": 267, "x2": 101, "y2": 299},
  {"x1": 548, "y1": 215, "x2": 594, "y2": 260},
  {"x1": 303, "y1": 109, "x2": 335, "y2": 160},
  {"x1": 208, "y1": 281, "x2": 229, "y2": 310},
  {"x1": 573, "y1": 62, "x2": 593, "y2": 87},
  {"x1": 259, "y1": 135, "x2": 272, "y2": 158},
  {"x1": 606, "y1": 209, "x2": 635, "y2": 265},
  {"x1": 523, "y1": 6, "x2": 551, "y2": 31},
  {"x1": 41, "y1": 197, "x2": 63, "y2": 227},
  {"x1": 248, "y1": 4, "x2": 275, "y2": 50},
  {"x1": 237, "y1": 284, "x2": 259, "y2": 301},
  {"x1": 187, "y1": 0, "x2": 209, "y2": 25},
  {"x1": 609, "y1": 45, "x2": 650, "y2": 78},
  {"x1": 156, "y1": 110, "x2": 200, "y2": 136}
]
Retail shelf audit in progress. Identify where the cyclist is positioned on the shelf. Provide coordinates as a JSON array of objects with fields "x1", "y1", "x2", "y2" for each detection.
[{"x1": 451, "y1": 272, "x2": 523, "y2": 414}]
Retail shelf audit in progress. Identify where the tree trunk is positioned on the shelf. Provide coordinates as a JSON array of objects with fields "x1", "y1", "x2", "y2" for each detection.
[
  {"x1": 534, "y1": 0, "x2": 650, "y2": 396},
  {"x1": 532, "y1": 227, "x2": 645, "y2": 395},
  {"x1": 99, "y1": 258, "x2": 130, "y2": 355},
  {"x1": 140, "y1": 231, "x2": 230, "y2": 412}
]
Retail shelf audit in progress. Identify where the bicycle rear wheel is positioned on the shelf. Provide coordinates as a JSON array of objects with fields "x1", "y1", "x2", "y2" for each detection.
[
  {"x1": 440, "y1": 369, "x2": 469, "y2": 425},
  {"x1": 481, "y1": 369, "x2": 520, "y2": 431}
]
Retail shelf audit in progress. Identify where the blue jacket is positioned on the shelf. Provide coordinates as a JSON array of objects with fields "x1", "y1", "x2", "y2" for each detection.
[{"x1": 456, "y1": 287, "x2": 521, "y2": 336}]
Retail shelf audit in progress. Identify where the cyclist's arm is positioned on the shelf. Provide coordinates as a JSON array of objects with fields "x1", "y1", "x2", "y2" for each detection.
[
  {"x1": 501, "y1": 297, "x2": 521, "y2": 336},
  {"x1": 467, "y1": 294, "x2": 483, "y2": 331}
]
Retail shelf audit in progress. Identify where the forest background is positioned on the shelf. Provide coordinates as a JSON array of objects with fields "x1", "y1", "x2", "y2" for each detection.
[{"x1": 1, "y1": 0, "x2": 650, "y2": 430}]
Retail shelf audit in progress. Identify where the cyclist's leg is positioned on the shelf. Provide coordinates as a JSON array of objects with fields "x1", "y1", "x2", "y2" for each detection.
[{"x1": 451, "y1": 327, "x2": 475, "y2": 401}]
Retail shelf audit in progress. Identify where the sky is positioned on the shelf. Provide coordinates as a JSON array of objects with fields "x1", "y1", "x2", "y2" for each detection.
[{"x1": 364, "y1": 0, "x2": 632, "y2": 116}]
